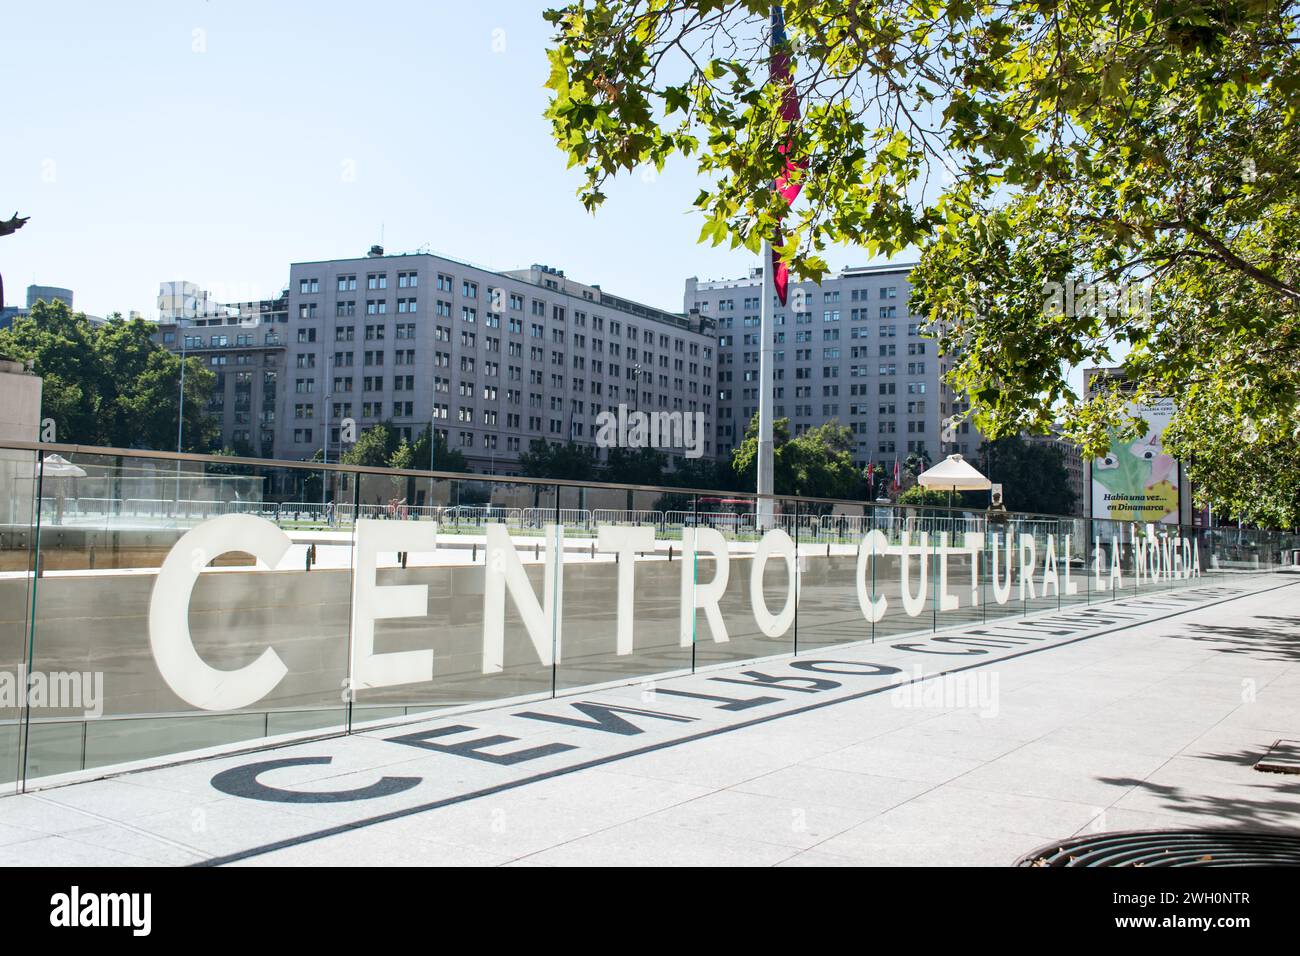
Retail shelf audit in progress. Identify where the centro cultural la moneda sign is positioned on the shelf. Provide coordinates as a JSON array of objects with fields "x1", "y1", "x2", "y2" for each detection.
[{"x1": 148, "y1": 516, "x2": 1203, "y2": 712}]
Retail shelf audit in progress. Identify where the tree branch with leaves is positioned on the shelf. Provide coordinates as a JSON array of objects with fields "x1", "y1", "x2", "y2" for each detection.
[{"x1": 545, "y1": 0, "x2": 1300, "y2": 524}]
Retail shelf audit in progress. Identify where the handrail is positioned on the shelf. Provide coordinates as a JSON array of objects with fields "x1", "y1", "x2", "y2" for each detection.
[{"x1": 0, "y1": 438, "x2": 1285, "y2": 529}]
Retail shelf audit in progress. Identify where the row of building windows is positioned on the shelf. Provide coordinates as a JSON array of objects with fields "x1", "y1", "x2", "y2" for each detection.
[
  {"x1": 703, "y1": 285, "x2": 900, "y2": 312},
  {"x1": 296, "y1": 281, "x2": 710, "y2": 350}
]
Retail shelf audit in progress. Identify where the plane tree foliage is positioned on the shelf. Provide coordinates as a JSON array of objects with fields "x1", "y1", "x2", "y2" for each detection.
[
  {"x1": 544, "y1": 0, "x2": 1300, "y2": 525},
  {"x1": 0, "y1": 300, "x2": 218, "y2": 452},
  {"x1": 732, "y1": 414, "x2": 864, "y2": 499}
]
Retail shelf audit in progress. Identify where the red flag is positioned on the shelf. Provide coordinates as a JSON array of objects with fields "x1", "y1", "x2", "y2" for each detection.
[
  {"x1": 769, "y1": 6, "x2": 805, "y2": 306},
  {"x1": 892, "y1": 457, "x2": 900, "y2": 491}
]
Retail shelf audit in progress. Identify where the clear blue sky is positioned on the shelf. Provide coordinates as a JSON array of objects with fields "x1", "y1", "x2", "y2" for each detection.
[
  {"x1": 4, "y1": 0, "x2": 1100, "y2": 399},
  {"x1": 1, "y1": 0, "x2": 889, "y2": 320}
]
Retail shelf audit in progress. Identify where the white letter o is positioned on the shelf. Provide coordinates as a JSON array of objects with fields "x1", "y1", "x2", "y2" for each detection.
[{"x1": 750, "y1": 528, "x2": 798, "y2": 638}]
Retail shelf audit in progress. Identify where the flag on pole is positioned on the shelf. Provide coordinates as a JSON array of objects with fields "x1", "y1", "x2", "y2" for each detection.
[
  {"x1": 892, "y1": 457, "x2": 901, "y2": 492},
  {"x1": 769, "y1": 5, "x2": 805, "y2": 307}
]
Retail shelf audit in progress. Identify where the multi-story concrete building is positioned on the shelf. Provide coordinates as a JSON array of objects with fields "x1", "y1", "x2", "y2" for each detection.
[
  {"x1": 684, "y1": 262, "x2": 980, "y2": 473},
  {"x1": 157, "y1": 251, "x2": 994, "y2": 482},
  {"x1": 158, "y1": 248, "x2": 719, "y2": 474},
  {"x1": 154, "y1": 286, "x2": 289, "y2": 458},
  {"x1": 280, "y1": 249, "x2": 717, "y2": 473}
]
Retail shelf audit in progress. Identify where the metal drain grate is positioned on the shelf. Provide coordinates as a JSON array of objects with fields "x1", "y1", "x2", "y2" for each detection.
[{"x1": 1018, "y1": 830, "x2": 1300, "y2": 867}]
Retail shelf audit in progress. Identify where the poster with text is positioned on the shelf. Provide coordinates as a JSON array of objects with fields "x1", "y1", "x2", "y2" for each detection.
[{"x1": 1091, "y1": 398, "x2": 1180, "y2": 524}]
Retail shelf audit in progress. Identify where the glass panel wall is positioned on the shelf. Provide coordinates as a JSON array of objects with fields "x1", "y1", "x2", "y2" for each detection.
[
  {"x1": 349, "y1": 475, "x2": 558, "y2": 723},
  {"x1": 929, "y1": 506, "x2": 987, "y2": 633},
  {"x1": 795, "y1": 501, "x2": 873, "y2": 650},
  {"x1": 688, "y1": 492, "x2": 803, "y2": 668},
  {"x1": 556, "y1": 485, "x2": 691, "y2": 692},
  {"x1": 1058, "y1": 518, "x2": 1092, "y2": 610},
  {"x1": 19, "y1": 452, "x2": 352, "y2": 781},
  {"x1": 872, "y1": 498, "x2": 942, "y2": 642},
  {"x1": 1019, "y1": 517, "x2": 1061, "y2": 616},
  {"x1": 0, "y1": 448, "x2": 37, "y2": 789},
  {"x1": 0, "y1": 439, "x2": 1290, "y2": 791}
]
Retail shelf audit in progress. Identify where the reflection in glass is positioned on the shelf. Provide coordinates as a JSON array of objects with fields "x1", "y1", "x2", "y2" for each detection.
[{"x1": 0, "y1": 438, "x2": 1289, "y2": 791}]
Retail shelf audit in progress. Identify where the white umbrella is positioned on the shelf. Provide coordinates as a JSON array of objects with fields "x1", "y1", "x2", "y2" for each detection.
[
  {"x1": 918, "y1": 453, "x2": 991, "y2": 507},
  {"x1": 41, "y1": 454, "x2": 86, "y2": 526},
  {"x1": 41, "y1": 454, "x2": 86, "y2": 478}
]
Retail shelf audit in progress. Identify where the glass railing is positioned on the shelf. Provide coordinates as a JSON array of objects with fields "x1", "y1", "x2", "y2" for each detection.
[{"x1": 1, "y1": 440, "x2": 1295, "y2": 792}]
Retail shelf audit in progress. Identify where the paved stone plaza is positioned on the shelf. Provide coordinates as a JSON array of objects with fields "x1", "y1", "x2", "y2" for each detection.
[{"x1": 1, "y1": 575, "x2": 1297, "y2": 866}]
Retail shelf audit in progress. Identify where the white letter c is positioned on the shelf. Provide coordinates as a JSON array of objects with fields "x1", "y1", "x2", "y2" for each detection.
[{"x1": 149, "y1": 514, "x2": 290, "y2": 710}]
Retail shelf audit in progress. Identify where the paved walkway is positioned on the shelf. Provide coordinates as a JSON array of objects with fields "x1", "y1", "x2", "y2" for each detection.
[{"x1": 2, "y1": 576, "x2": 1298, "y2": 866}]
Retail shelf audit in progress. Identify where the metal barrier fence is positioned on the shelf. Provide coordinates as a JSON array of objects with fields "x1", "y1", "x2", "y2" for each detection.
[{"x1": 28, "y1": 499, "x2": 1193, "y2": 555}]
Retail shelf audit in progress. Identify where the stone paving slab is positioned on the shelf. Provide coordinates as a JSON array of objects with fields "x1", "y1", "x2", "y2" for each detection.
[{"x1": 1, "y1": 575, "x2": 1297, "y2": 866}]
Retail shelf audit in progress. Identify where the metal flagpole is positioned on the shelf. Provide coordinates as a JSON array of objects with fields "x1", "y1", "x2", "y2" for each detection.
[
  {"x1": 756, "y1": 240, "x2": 776, "y2": 530},
  {"x1": 321, "y1": 353, "x2": 332, "y2": 514},
  {"x1": 757, "y1": 4, "x2": 792, "y2": 531}
]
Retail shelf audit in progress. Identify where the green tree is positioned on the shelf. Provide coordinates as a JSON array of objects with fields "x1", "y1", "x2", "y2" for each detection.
[
  {"x1": 1163, "y1": 390, "x2": 1300, "y2": 527},
  {"x1": 0, "y1": 300, "x2": 217, "y2": 450},
  {"x1": 517, "y1": 439, "x2": 597, "y2": 481},
  {"x1": 388, "y1": 438, "x2": 415, "y2": 472},
  {"x1": 668, "y1": 454, "x2": 741, "y2": 492},
  {"x1": 979, "y1": 435, "x2": 1078, "y2": 517},
  {"x1": 339, "y1": 424, "x2": 447, "y2": 503},
  {"x1": 385, "y1": 437, "x2": 419, "y2": 504},
  {"x1": 0, "y1": 300, "x2": 98, "y2": 442},
  {"x1": 897, "y1": 484, "x2": 955, "y2": 507},
  {"x1": 340, "y1": 422, "x2": 400, "y2": 468},
  {"x1": 732, "y1": 416, "x2": 795, "y2": 494},
  {"x1": 732, "y1": 414, "x2": 861, "y2": 501},
  {"x1": 901, "y1": 449, "x2": 933, "y2": 490},
  {"x1": 794, "y1": 420, "x2": 865, "y2": 501},
  {"x1": 95, "y1": 316, "x2": 218, "y2": 451},
  {"x1": 409, "y1": 425, "x2": 469, "y2": 474},
  {"x1": 545, "y1": 1, "x2": 1300, "y2": 523},
  {"x1": 602, "y1": 445, "x2": 667, "y2": 485}
]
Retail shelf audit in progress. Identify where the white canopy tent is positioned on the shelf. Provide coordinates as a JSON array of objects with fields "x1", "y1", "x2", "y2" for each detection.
[
  {"x1": 917, "y1": 454, "x2": 992, "y2": 507},
  {"x1": 41, "y1": 454, "x2": 87, "y2": 525},
  {"x1": 41, "y1": 454, "x2": 87, "y2": 478}
]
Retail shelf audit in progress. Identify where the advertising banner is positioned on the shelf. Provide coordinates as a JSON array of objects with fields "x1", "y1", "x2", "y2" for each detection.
[{"x1": 1091, "y1": 398, "x2": 1180, "y2": 524}]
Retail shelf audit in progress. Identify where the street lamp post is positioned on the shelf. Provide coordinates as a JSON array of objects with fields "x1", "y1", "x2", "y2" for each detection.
[
  {"x1": 176, "y1": 332, "x2": 186, "y2": 453},
  {"x1": 175, "y1": 302, "x2": 190, "y2": 454},
  {"x1": 172, "y1": 292, "x2": 193, "y2": 515},
  {"x1": 434, "y1": 408, "x2": 444, "y2": 473}
]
